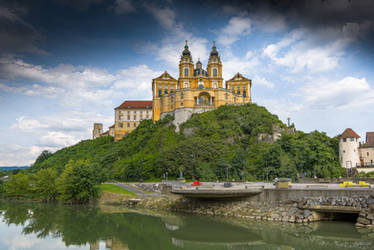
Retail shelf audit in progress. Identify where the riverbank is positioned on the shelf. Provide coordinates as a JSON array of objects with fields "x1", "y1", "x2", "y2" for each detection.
[
  {"x1": 99, "y1": 183, "x2": 374, "y2": 228},
  {"x1": 98, "y1": 193, "x2": 373, "y2": 227}
]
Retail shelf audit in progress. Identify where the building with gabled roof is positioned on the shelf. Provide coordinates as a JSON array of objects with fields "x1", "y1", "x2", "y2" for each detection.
[
  {"x1": 339, "y1": 128, "x2": 360, "y2": 169},
  {"x1": 339, "y1": 128, "x2": 374, "y2": 173},
  {"x1": 114, "y1": 100, "x2": 153, "y2": 140},
  {"x1": 93, "y1": 40, "x2": 253, "y2": 139},
  {"x1": 152, "y1": 41, "x2": 251, "y2": 129}
]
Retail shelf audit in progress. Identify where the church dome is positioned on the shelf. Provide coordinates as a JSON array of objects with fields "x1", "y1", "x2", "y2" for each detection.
[
  {"x1": 210, "y1": 41, "x2": 219, "y2": 57},
  {"x1": 182, "y1": 40, "x2": 191, "y2": 56}
]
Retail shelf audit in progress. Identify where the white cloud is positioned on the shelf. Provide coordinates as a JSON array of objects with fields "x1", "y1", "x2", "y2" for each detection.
[
  {"x1": 252, "y1": 75, "x2": 275, "y2": 89},
  {"x1": 144, "y1": 4, "x2": 209, "y2": 68},
  {"x1": 218, "y1": 16, "x2": 251, "y2": 47},
  {"x1": 258, "y1": 98, "x2": 302, "y2": 123},
  {"x1": 111, "y1": 0, "x2": 135, "y2": 15},
  {"x1": 302, "y1": 76, "x2": 374, "y2": 110},
  {"x1": 0, "y1": 57, "x2": 160, "y2": 106},
  {"x1": 263, "y1": 29, "x2": 349, "y2": 73},
  {"x1": 222, "y1": 51, "x2": 259, "y2": 80},
  {"x1": 40, "y1": 131, "x2": 79, "y2": 147},
  {"x1": 11, "y1": 117, "x2": 48, "y2": 131}
]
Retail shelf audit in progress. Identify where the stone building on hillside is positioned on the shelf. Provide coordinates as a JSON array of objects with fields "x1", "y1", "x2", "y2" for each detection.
[
  {"x1": 152, "y1": 41, "x2": 252, "y2": 129},
  {"x1": 339, "y1": 128, "x2": 374, "y2": 173},
  {"x1": 359, "y1": 132, "x2": 374, "y2": 169},
  {"x1": 93, "y1": 41, "x2": 253, "y2": 139},
  {"x1": 92, "y1": 123, "x2": 114, "y2": 139},
  {"x1": 92, "y1": 123, "x2": 103, "y2": 139},
  {"x1": 113, "y1": 100, "x2": 153, "y2": 141},
  {"x1": 339, "y1": 128, "x2": 360, "y2": 169}
]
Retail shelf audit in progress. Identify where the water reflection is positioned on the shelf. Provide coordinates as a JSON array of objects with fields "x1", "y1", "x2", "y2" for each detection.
[{"x1": 0, "y1": 201, "x2": 374, "y2": 250}]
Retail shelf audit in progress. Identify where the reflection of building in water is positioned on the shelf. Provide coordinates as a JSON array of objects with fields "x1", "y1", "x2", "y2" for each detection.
[{"x1": 90, "y1": 238, "x2": 129, "y2": 250}]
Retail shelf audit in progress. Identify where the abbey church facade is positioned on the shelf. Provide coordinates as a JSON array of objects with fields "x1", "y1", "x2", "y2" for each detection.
[{"x1": 94, "y1": 41, "x2": 252, "y2": 140}]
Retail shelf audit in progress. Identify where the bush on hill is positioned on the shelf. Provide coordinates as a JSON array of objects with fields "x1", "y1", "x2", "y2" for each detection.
[{"x1": 24, "y1": 103, "x2": 343, "y2": 187}]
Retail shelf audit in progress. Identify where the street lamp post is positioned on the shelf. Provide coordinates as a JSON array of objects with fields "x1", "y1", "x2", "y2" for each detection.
[{"x1": 224, "y1": 163, "x2": 232, "y2": 188}]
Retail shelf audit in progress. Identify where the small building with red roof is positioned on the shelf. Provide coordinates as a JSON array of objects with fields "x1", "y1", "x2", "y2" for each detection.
[
  {"x1": 339, "y1": 128, "x2": 360, "y2": 169},
  {"x1": 113, "y1": 100, "x2": 153, "y2": 141}
]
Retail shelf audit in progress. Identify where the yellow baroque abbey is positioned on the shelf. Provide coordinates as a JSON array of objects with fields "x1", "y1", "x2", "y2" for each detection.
[
  {"x1": 152, "y1": 41, "x2": 251, "y2": 124},
  {"x1": 93, "y1": 41, "x2": 252, "y2": 140}
]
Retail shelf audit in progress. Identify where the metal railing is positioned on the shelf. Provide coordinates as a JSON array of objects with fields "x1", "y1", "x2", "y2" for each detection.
[{"x1": 356, "y1": 163, "x2": 374, "y2": 168}]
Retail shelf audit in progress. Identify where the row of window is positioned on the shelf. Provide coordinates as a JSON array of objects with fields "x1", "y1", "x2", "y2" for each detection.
[
  {"x1": 118, "y1": 111, "x2": 150, "y2": 121},
  {"x1": 183, "y1": 68, "x2": 218, "y2": 77},
  {"x1": 341, "y1": 150, "x2": 370, "y2": 157},
  {"x1": 118, "y1": 122, "x2": 138, "y2": 128},
  {"x1": 342, "y1": 138, "x2": 358, "y2": 142}
]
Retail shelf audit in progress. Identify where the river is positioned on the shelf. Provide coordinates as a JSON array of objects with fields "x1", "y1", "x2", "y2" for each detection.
[{"x1": 0, "y1": 201, "x2": 373, "y2": 250}]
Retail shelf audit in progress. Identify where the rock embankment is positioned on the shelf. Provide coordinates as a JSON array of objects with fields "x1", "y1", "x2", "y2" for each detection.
[
  {"x1": 357, "y1": 206, "x2": 374, "y2": 227},
  {"x1": 301, "y1": 195, "x2": 374, "y2": 208},
  {"x1": 134, "y1": 197, "x2": 317, "y2": 223}
]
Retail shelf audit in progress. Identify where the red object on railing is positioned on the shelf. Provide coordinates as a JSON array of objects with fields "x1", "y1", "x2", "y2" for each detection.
[{"x1": 191, "y1": 181, "x2": 201, "y2": 186}]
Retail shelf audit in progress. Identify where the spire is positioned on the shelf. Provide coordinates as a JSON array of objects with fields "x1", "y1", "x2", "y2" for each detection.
[
  {"x1": 210, "y1": 40, "x2": 218, "y2": 57},
  {"x1": 196, "y1": 58, "x2": 202, "y2": 69},
  {"x1": 182, "y1": 40, "x2": 191, "y2": 56}
]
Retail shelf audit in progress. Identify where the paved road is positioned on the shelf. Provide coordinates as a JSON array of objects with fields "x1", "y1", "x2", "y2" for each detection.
[{"x1": 110, "y1": 182, "x2": 148, "y2": 195}]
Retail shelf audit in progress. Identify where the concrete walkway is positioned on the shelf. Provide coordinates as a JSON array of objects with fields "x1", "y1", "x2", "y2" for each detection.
[{"x1": 110, "y1": 182, "x2": 148, "y2": 195}]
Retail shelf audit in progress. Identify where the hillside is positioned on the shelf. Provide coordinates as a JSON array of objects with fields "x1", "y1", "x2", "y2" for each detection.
[{"x1": 30, "y1": 104, "x2": 343, "y2": 181}]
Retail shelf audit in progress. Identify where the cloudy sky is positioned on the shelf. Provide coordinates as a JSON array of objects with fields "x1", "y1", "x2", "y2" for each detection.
[{"x1": 1, "y1": 0, "x2": 374, "y2": 166}]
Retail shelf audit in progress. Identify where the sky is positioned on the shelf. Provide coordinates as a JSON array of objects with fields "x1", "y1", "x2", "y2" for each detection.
[{"x1": 1, "y1": 0, "x2": 374, "y2": 166}]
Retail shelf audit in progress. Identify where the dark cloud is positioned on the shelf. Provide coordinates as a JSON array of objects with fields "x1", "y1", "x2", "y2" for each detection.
[
  {"x1": 54, "y1": 0, "x2": 104, "y2": 10},
  {"x1": 0, "y1": 7, "x2": 45, "y2": 56},
  {"x1": 211, "y1": 0, "x2": 374, "y2": 53}
]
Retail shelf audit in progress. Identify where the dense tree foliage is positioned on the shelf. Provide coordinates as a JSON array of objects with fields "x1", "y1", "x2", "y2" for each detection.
[
  {"x1": 27, "y1": 104, "x2": 343, "y2": 183},
  {"x1": 3, "y1": 160, "x2": 101, "y2": 203}
]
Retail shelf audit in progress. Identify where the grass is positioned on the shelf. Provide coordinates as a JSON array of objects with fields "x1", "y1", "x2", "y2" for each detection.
[{"x1": 98, "y1": 183, "x2": 136, "y2": 196}]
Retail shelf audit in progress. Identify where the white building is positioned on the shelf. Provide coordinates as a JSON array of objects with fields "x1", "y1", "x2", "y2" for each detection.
[
  {"x1": 339, "y1": 128, "x2": 374, "y2": 173},
  {"x1": 339, "y1": 128, "x2": 360, "y2": 169}
]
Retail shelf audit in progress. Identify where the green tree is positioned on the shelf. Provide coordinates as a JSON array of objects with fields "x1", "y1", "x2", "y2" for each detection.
[
  {"x1": 4, "y1": 172, "x2": 33, "y2": 198},
  {"x1": 56, "y1": 160, "x2": 99, "y2": 203},
  {"x1": 32, "y1": 168, "x2": 58, "y2": 201}
]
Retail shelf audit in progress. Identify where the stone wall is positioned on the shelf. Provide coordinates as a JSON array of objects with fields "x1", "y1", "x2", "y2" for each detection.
[
  {"x1": 160, "y1": 107, "x2": 214, "y2": 132},
  {"x1": 122, "y1": 193, "x2": 374, "y2": 226}
]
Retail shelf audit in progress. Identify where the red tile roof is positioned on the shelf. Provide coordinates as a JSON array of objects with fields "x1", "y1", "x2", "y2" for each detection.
[
  {"x1": 115, "y1": 100, "x2": 153, "y2": 110},
  {"x1": 341, "y1": 128, "x2": 360, "y2": 139},
  {"x1": 366, "y1": 132, "x2": 374, "y2": 146}
]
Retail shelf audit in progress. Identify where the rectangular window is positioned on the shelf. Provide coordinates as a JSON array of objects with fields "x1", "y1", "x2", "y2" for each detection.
[
  {"x1": 181, "y1": 92, "x2": 184, "y2": 99},
  {"x1": 231, "y1": 85, "x2": 235, "y2": 93},
  {"x1": 343, "y1": 138, "x2": 347, "y2": 142},
  {"x1": 134, "y1": 115, "x2": 137, "y2": 120},
  {"x1": 127, "y1": 123, "x2": 130, "y2": 127},
  {"x1": 158, "y1": 90, "x2": 162, "y2": 96},
  {"x1": 350, "y1": 138, "x2": 354, "y2": 141},
  {"x1": 237, "y1": 86, "x2": 240, "y2": 94},
  {"x1": 127, "y1": 115, "x2": 130, "y2": 120},
  {"x1": 243, "y1": 90, "x2": 246, "y2": 97},
  {"x1": 134, "y1": 123, "x2": 136, "y2": 127},
  {"x1": 119, "y1": 122, "x2": 123, "y2": 128}
]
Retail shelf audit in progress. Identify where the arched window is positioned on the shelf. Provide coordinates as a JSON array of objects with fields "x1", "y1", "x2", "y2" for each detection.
[
  {"x1": 213, "y1": 68, "x2": 218, "y2": 77},
  {"x1": 184, "y1": 68, "x2": 189, "y2": 77}
]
